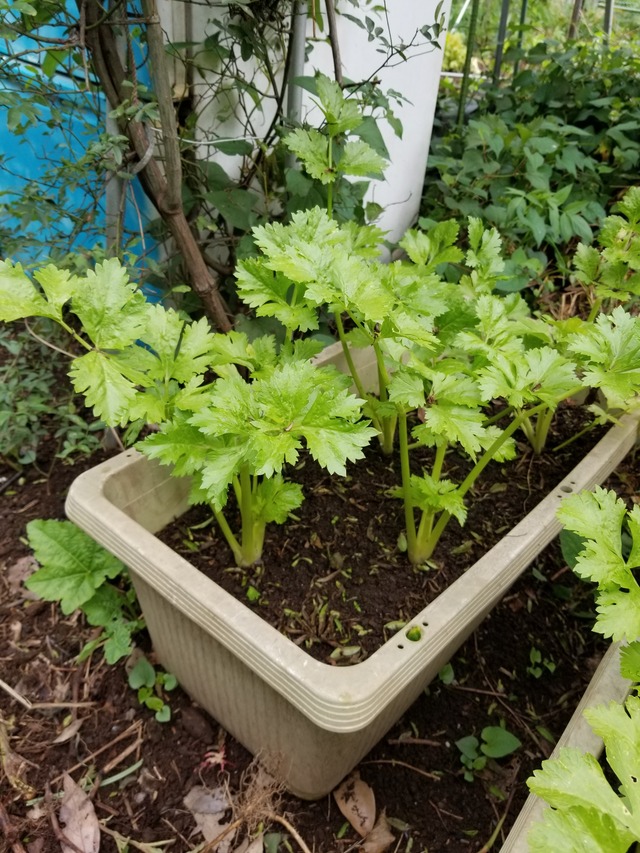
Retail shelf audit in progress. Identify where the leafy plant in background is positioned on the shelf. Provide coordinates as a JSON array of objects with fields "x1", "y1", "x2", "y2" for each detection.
[
  {"x1": 456, "y1": 725, "x2": 521, "y2": 782},
  {"x1": 283, "y1": 73, "x2": 388, "y2": 223},
  {"x1": 527, "y1": 487, "x2": 640, "y2": 850},
  {"x1": 425, "y1": 44, "x2": 640, "y2": 289},
  {"x1": 0, "y1": 324, "x2": 103, "y2": 469},
  {"x1": 25, "y1": 519, "x2": 143, "y2": 664},
  {"x1": 0, "y1": 0, "x2": 441, "y2": 327}
]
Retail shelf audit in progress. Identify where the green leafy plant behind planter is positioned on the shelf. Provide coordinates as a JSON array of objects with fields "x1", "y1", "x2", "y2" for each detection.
[
  {"x1": 25, "y1": 519, "x2": 142, "y2": 664},
  {"x1": 527, "y1": 487, "x2": 640, "y2": 850},
  {"x1": 425, "y1": 44, "x2": 640, "y2": 284}
]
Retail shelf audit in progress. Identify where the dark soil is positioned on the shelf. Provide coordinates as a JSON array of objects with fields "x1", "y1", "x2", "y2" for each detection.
[
  {"x1": 159, "y1": 404, "x2": 605, "y2": 663},
  {"x1": 1, "y1": 417, "x2": 637, "y2": 853}
]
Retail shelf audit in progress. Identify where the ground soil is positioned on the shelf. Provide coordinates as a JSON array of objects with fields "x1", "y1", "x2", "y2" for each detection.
[{"x1": 1, "y1": 414, "x2": 637, "y2": 853}]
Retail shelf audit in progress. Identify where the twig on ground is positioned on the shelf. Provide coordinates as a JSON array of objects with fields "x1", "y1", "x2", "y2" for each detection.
[
  {"x1": 101, "y1": 824, "x2": 175, "y2": 850},
  {"x1": 478, "y1": 782, "x2": 517, "y2": 852},
  {"x1": 387, "y1": 736, "x2": 441, "y2": 746},
  {"x1": 0, "y1": 679, "x2": 31, "y2": 709},
  {"x1": 101, "y1": 733, "x2": 143, "y2": 774},
  {"x1": 50, "y1": 720, "x2": 142, "y2": 784},
  {"x1": 0, "y1": 801, "x2": 28, "y2": 853},
  {"x1": 361, "y1": 758, "x2": 441, "y2": 781},
  {"x1": 267, "y1": 813, "x2": 313, "y2": 853}
]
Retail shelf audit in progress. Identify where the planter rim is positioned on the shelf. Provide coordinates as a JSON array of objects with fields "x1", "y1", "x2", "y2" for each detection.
[{"x1": 65, "y1": 412, "x2": 640, "y2": 733}]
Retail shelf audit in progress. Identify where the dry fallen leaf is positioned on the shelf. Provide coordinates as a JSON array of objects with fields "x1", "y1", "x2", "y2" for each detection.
[
  {"x1": 58, "y1": 773, "x2": 100, "y2": 853},
  {"x1": 362, "y1": 811, "x2": 395, "y2": 853},
  {"x1": 6, "y1": 555, "x2": 40, "y2": 600},
  {"x1": 333, "y1": 771, "x2": 376, "y2": 837},
  {"x1": 184, "y1": 784, "x2": 236, "y2": 851},
  {"x1": 52, "y1": 718, "x2": 84, "y2": 745},
  {"x1": 232, "y1": 833, "x2": 263, "y2": 853}
]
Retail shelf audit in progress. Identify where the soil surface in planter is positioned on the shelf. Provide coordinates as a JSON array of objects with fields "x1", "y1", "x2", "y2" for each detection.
[
  {"x1": 160, "y1": 404, "x2": 607, "y2": 663},
  {"x1": 1, "y1": 412, "x2": 637, "y2": 853}
]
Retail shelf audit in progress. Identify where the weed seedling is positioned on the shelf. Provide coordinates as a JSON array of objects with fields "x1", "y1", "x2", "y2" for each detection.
[
  {"x1": 127, "y1": 654, "x2": 177, "y2": 722},
  {"x1": 455, "y1": 725, "x2": 521, "y2": 782}
]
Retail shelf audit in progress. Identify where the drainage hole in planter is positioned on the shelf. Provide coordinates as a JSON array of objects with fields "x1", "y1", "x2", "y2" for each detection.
[{"x1": 560, "y1": 485, "x2": 574, "y2": 493}]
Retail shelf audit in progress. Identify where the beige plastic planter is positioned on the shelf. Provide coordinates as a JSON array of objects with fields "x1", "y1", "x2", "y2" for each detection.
[
  {"x1": 500, "y1": 642, "x2": 631, "y2": 852},
  {"x1": 64, "y1": 343, "x2": 640, "y2": 798}
]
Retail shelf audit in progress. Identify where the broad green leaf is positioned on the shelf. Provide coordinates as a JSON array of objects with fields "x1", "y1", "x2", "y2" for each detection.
[
  {"x1": 388, "y1": 371, "x2": 425, "y2": 408},
  {"x1": 594, "y1": 584, "x2": 640, "y2": 641},
  {"x1": 206, "y1": 188, "x2": 257, "y2": 231},
  {"x1": 141, "y1": 418, "x2": 214, "y2": 477},
  {"x1": 399, "y1": 221, "x2": 463, "y2": 270},
  {"x1": 102, "y1": 619, "x2": 136, "y2": 664},
  {"x1": 586, "y1": 697, "x2": 640, "y2": 830},
  {"x1": 136, "y1": 307, "x2": 217, "y2": 384},
  {"x1": 568, "y1": 307, "x2": 640, "y2": 408},
  {"x1": 326, "y1": 253, "x2": 394, "y2": 323},
  {"x1": 522, "y1": 347, "x2": 580, "y2": 405},
  {"x1": 26, "y1": 520, "x2": 124, "y2": 614},
  {"x1": 284, "y1": 129, "x2": 333, "y2": 184},
  {"x1": 338, "y1": 139, "x2": 386, "y2": 178},
  {"x1": 415, "y1": 404, "x2": 490, "y2": 459},
  {"x1": 198, "y1": 442, "x2": 248, "y2": 509},
  {"x1": 619, "y1": 641, "x2": 640, "y2": 682},
  {"x1": 557, "y1": 487, "x2": 627, "y2": 556},
  {"x1": 528, "y1": 746, "x2": 632, "y2": 824},
  {"x1": 528, "y1": 804, "x2": 635, "y2": 853},
  {"x1": 72, "y1": 259, "x2": 149, "y2": 349},
  {"x1": 33, "y1": 265, "x2": 78, "y2": 316},
  {"x1": 172, "y1": 316, "x2": 220, "y2": 381},
  {"x1": 254, "y1": 475, "x2": 303, "y2": 524},
  {"x1": 69, "y1": 350, "x2": 139, "y2": 425},
  {"x1": 82, "y1": 583, "x2": 126, "y2": 628},
  {"x1": 481, "y1": 726, "x2": 521, "y2": 758},
  {"x1": 316, "y1": 74, "x2": 363, "y2": 135},
  {"x1": 399, "y1": 474, "x2": 467, "y2": 525},
  {"x1": 190, "y1": 362, "x2": 374, "y2": 482},
  {"x1": 236, "y1": 259, "x2": 319, "y2": 333},
  {"x1": 0, "y1": 259, "x2": 53, "y2": 321},
  {"x1": 574, "y1": 242, "x2": 603, "y2": 285}
]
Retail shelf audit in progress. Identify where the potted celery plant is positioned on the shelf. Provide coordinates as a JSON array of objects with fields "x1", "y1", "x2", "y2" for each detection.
[{"x1": 2, "y1": 187, "x2": 640, "y2": 798}]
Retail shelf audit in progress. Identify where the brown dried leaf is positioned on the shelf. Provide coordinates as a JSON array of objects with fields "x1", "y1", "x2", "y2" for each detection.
[
  {"x1": 232, "y1": 834, "x2": 263, "y2": 853},
  {"x1": 184, "y1": 784, "x2": 236, "y2": 851},
  {"x1": 333, "y1": 771, "x2": 375, "y2": 838},
  {"x1": 58, "y1": 773, "x2": 100, "y2": 853},
  {"x1": 6, "y1": 556, "x2": 40, "y2": 600},
  {"x1": 362, "y1": 811, "x2": 395, "y2": 852},
  {"x1": 52, "y1": 718, "x2": 84, "y2": 745}
]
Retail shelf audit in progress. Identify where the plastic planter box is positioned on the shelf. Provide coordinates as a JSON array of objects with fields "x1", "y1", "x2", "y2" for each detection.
[
  {"x1": 500, "y1": 642, "x2": 630, "y2": 852},
  {"x1": 65, "y1": 344, "x2": 640, "y2": 799}
]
